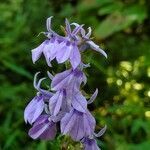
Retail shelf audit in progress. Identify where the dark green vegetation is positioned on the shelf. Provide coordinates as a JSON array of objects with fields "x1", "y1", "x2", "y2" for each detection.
[{"x1": 0, "y1": 0, "x2": 150, "y2": 149}]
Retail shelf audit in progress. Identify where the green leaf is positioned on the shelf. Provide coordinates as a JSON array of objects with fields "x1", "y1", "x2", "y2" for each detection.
[
  {"x1": 2, "y1": 60, "x2": 32, "y2": 79},
  {"x1": 123, "y1": 4, "x2": 147, "y2": 24},
  {"x1": 131, "y1": 119, "x2": 149, "y2": 135},
  {"x1": 98, "y1": 2, "x2": 123, "y2": 15},
  {"x1": 3, "y1": 131, "x2": 20, "y2": 149},
  {"x1": 96, "y1": 0, "x2": 113, "y2": 6},
  {"x1": 37, "y1": 141, "x2": 47, "y2": 150},
  {"x1": 95, "y1": 4, "x2": 147, "y2": 38}
]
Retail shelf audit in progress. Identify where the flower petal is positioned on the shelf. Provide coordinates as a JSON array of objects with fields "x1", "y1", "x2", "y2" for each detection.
[
  {"x1": 69, "y1": 112, "x2": 84, "y2": 141},
  {"x1": 49, "y1": 39, "x2": 59, "y2": 60},
  {"x1": 56, "y1": 43, "x2": 73, "y2": 63},
  {"x1": 70, "y1": 46, "x2": 81, "y2": 69},
  {"x1": 83, "y1": 111, "x2": 96, "y2": 137},
  {"x1": 24, "y1": 96, "x2": 44, "y2": 124},
  {"x1": 61, "y1": 109, "x2": 76, "y2": 134},
  {"x1": 72, "y1": 24, "x2": 84, "y2": 35},
  {"x1": 51, "y1": 69, "x2": 73, "y2": 90},
  {"x1": 94, "y1": 125, "x2": 107, "y2": 137},
  {"x1": 43, "y1": 48, "x2": 52, "y2": 67},
  {"x1": 31, "y1": 42, "x2": 44, "y2": 63},
  {"x1": 29, "y1": 121, "x2": 49, "y2": 139},
  {"x1": 72, "y1": 91, "x2": 87, "y2": 113},
  {"x1": 65, "y1": 18, "x2": 71, "y2": 35},
  {"x1": 86, "y1": 41, "x2": 107, "y2": 58},
  {"x1": 39, "y1": 122, "x2": 57, "y2": 140},
  {"x1": 47, "y1": 71, "x2": 54, "y2": 80},
  {"x1": 88, "y1": 89, "x2": 98, "y2": 104},
  {"x1": 49, "y1": 91, "x2": 63, "y2": 116},
  {"x1": 28, "y1": 115, "x2": 57, "y2": 140},
  {"x1": 46, "y1": 16, "x2": 53, "y2": 32}
]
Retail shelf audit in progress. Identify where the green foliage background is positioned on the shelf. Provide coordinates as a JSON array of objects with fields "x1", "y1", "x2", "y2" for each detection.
[{"x1": 0, "y1": 0, "x2": 150, "y2": 149}]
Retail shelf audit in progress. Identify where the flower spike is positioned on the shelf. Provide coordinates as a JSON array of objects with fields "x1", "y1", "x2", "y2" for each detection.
[{"x1": 25, "y1": 17, "x2": 107, "y2": 150}]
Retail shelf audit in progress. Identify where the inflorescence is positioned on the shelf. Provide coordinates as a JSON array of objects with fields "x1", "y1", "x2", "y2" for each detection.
[{"x1": 24, "y1": 17, "x2": 107, "y2": 150}]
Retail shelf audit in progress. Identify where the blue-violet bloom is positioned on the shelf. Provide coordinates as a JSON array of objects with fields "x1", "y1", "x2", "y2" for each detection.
[
  {"x1": 24, "y1": 73, "x2": 53, "y2": 124},
  {"x1": 25, "y1": 17, "x2": 107, "y2": 150}
]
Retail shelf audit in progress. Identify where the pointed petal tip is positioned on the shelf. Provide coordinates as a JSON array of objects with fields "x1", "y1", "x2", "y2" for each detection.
[
  {"x1": 103, "y1": 53, "x2": 107, "y2": 59},
  {"x1": 98, "y1": 48, "x2": 107, "y2": 58},
  {"x1": 47, "y1": 16, "x2": 53, "y2": 21},
  {"x1": 47, "y1": 62, "x2": 52, "y2": 67},
  {"x1": 87, "y1": 41, "x2": 108, "y2": 58},
  {"x1": 70, "y1": 22, "x2": 80, "y2": 27},
  {"x1": 47, "y1": 71, "x2": 54, "y2": 80},
  {"x1": 37, "y1": 31, "x2": 45, "y2": 37},
  {"x1": 24, "y1": 116, "x2": 27, "y2": 124},
  {"x1": 31, "y1": 46, "x2": 43, "y2": 63},
  {"x1": 88, "y1": 88, "x2": 98, "y2": 104},
  {"x1": 46, "y1": 16, "x2": 54, "y2": 32},
  {"x1": 33, "y1": 72, "x2": 41, "y2": 88},
  {"x1": 94, "y1": 125, "x2": 107, "y2": 137},
  {"x1": 32, "y1": 60, "x2": 35, "y2": 64},
  {"x1": 65, "y1": 18, "x2": 69, "y2": 22}
]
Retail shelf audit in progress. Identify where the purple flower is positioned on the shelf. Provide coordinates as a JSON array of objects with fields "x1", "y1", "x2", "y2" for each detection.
[
  {"x1": 56, "y1": 41, "x2": 81, "y2": 69},
  {"x1": 82, "y1": 138, "x2": 100, "y2": 150},
  {"x1": 32, "y1": 17, "x2": 82, "y2": 69},
  {"x1": 25, "y1": 17, "x2": 107, "y2": 149},
  {"x1": 61, "y1": 109, "x2": 95, "y2": 141},
  {"x1": 32, "y1": 17, "x2": 107, "y2": 69},
  {"x1": 24, "y1": 95, "x2": 45, "y2": 125},
  {"x1": 24, "y1": 73, "x2": 53, "y2": 124},
  {"x1": 32, "y1": 17, "x2": 64, "y2": 67},
  {"x1": 51, "y1": 68, "x2": 86, "y2": 91},
  {"x1": 49, "y1": 89, "x2": 87, "y2": 117},
  {"x1": 28, "y1": 115, "x2": 57, "y2": 140},
  {"x1": 72, "y1": 23, "x2": 107, "y2": 58},
  {"x1": 54, "y1": 19, "x2": 83, "y2": 69},
  {"x1": 50, "y1": 69, "x2": 87, "y2": 112},
  {"x1": 32, "y1": 39, "x2": 56, "y2": 67}
]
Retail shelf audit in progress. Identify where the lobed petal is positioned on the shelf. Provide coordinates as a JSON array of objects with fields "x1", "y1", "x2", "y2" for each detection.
[
  {"x1": 69, "y1": 112, "x2": 84, "y2": 141},
  {"x1": 31, "y1": 42, "x2": 44, "y2": 63},
  {"x1": 61, "y1": 109, "x2": 95, "y2": 141},
  {"x1": 42, "y1": 42, "x2": 52, "y2": 67},
  {"x1": 49, "y1": 90, "x2": 63, "y2": 116},
  {"x1": 24, "y1": 96, "x2": 44, "y2": 124},
  {"x1": 28, "y1": 115, "x2": 57, "y2": 140},
  {"x1": 51, "y1": 69, "x2": 73, "y2": 90},
  {"x1": 83, "y1": 111, "x2": 96, "y2": 137},
  {"x1": 61, "y1": 109, "x2": 77, "y2": 134},
  {"x1": 72, "y1": 91, "x2": 87, "y2": 113},
  {"x1": 70, "y1": 46, "x2": 81, "y2": 69},
  {"x1": 56, "y1": 43, "x2": 73, "y2": 63}
]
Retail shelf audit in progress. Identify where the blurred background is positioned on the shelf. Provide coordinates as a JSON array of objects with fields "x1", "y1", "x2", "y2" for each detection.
[{"x1": 0, "y1": 0, "x2": 150, "y2": 149}]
